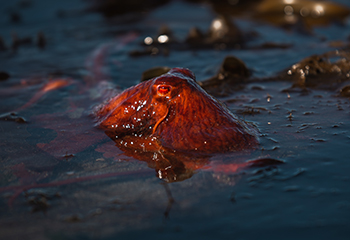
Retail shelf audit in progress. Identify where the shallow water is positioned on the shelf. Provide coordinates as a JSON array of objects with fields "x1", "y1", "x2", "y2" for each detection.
[{"x1": 1, "y1": 0, "x2": 350, "y2": 239}]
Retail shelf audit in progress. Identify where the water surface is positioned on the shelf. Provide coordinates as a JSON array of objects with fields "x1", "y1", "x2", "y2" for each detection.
[{"x1": 1, "y1": 0, "x2": 350, "y2": 239}]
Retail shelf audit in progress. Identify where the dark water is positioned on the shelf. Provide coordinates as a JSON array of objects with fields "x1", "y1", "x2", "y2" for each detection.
[{"x1": 1, "y1": 0, "x2": 350, "y2": 239}]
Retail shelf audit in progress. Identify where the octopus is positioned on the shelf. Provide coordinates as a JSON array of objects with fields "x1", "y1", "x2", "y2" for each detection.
[
  {"x1": 1, "y1": 33, "x2": 270, "y2": 189},
  {"x1": 94, "y1": 67, "x2": 259, "y2": 154}
]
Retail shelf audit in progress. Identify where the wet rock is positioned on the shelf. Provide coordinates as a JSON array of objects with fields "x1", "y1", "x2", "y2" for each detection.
[
  {"x1": 0, "y1": 71, "x2": 10, "y2": 81},
  {"x1": 208, "y1": 15, "x2": 244, "y2": 47},
  {"x1": 129, "y1": 47, "x2": 155, "y2": 57},
  {"x1": 185, "y1": 27, "x2": 205, "y2": 45},
  {"x1": 141, "y1": 25, "x2": 176, "y2": 47},
  {"x1": 280, "y1": 50, "x2": 350, "y2": 89},
  {"x1": 246, "y1": 158, "x2": 285, "y2": 167},
  {"x1": 254, "y1": 0, "x2": 350, "y2": 28},
  {"x1": 197, "y1": 0, "x2": 261, "y2": 20},
  {"x1": 339, "y1": 85, "x2": 350, "y2": 97},
  {"x1": 133, "y1": 16, "x2": 249, "y2": 55},
  {"x1": 0, "y1": 112, "x2": 27, "y2": 123},
  {"x1": 220, "y1": 55, "x2": 250, "y2": 78},
  {"x1": 141, "y1": 66, "x2": 171, "y2": 82},
  {"x1": 131, "y1": 25, "x2": 175, "y2": 57},
  {"x1": 200, "y1": 56, "x2": 251, "y2": 96},
  {"x1": 185, "y1": 15, "x2": 245, "y2": 49},
  {"x1": 236, "y1": 106, "x2": 268, "y2": 115},
  {"x1": 195, "y1": 0, "x2": 350, "y2": 33},
  {"x1": 87, "y1": 0, "x2": 170, "y2": 18},
  {"x1": 157, "y1": 25, "x2": 175, "y2": 44},
  {"x1": 251, "y1": 42, "x2": 292, "y2": 49}
]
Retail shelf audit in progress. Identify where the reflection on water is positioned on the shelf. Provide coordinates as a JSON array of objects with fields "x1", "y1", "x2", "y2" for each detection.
[
  {"x1": 105, "y1": 130, "x2": 283, "y2": 182},
  {"x1": 107, "y1": 131, "x2": 203, "y2": 182}
]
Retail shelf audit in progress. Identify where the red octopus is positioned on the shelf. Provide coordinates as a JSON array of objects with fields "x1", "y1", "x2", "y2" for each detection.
[
  {"x1": 95, "y1": 67, "x2": 259, "y2": 154},
  {"x1": 0, "y1": 35, "x2": 269, "y2": 204}
]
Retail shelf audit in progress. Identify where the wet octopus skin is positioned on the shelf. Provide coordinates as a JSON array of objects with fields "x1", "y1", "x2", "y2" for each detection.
[{"x1": 95, "y1": 68, "x2": 259, "y2": 153}]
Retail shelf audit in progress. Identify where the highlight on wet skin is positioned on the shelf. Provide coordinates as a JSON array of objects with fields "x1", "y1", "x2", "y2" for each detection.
[{"x1": 94, "y1": 68, "x2": 259, "y2": 154}]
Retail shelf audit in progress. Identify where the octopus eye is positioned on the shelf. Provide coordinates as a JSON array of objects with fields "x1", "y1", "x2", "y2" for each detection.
[{"x1": 157, "y1": 85, "x2": 171, "y2": 95}]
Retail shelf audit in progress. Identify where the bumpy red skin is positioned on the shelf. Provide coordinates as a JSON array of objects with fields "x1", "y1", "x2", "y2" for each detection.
[{"x1": 95, "y1": 68, "x2": 259, "y2": 154}]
